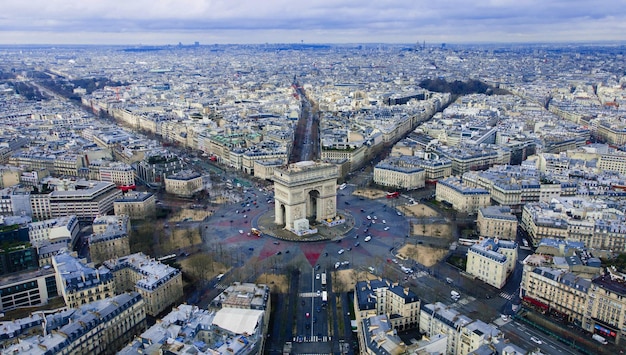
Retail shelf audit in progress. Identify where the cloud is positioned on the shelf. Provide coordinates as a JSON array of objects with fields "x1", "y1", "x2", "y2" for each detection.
[{"x1": 0, "y1": 0, "x2": 625, "y2": 44}]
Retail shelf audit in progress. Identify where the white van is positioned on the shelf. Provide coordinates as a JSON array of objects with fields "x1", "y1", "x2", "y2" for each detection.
[{"x1": 364, "y1": 236, "x2": 372, "y2": 242}]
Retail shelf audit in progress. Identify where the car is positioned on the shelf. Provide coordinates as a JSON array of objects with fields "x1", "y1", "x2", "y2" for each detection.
[
  {"x1": 276, "y1": 251, "x2": 282, "y2": 255},
  {"x1": 338, "y1": 249, "x2": 345, "y2": 254},
  {"x1": 243, "y1": 214, "x2": 247, "y2": 218},
  {"x1": 273, "y1": 241, "x2": 280, "y2": 245},
  {"x1": 384, "y1": 227, "x2": 390, "y2": 231},
  {"x1": 364, "y1": 235, "x2": 372, "y2": 242},
  {"x1": 248, "y1": 247, "x2": 254, "y2": 251},
  {"x1": 316, "y1": 290, "x2": 321, "y2": 296},
  {"x1": 397, "y1": 211, "x2": 402, "y2": 216},
  {"x1": 316, "y1": 274, "x2": 320, "y2": 280},
  {"x1": 382, "y1": 220, "x2": 386, "y2": 224},
  {"x1": 530, "y1": 336, "x2": 542, "y2": 344},
  {"x1": 285, "y1": 249, "x2": 290, "y2": 253},
  {"x1": 344, "y1": 201, "x2": 350, "y2": 205},
  {"x1": 354, "y1": 242, "x2": 360, "y2": 247},
  {"x1": 239, "y1": 230, "x2": 244, "y2": 234},
  {"x1": 347, "y1": 247, "x2": 352, "y2": 251},
  {"x1": 324, "y1": 252, "x2": 328, "y2": 257},
  {"x1": 315, "y1": 264, "x2": 321, "y2": 270},
  {"x1": 306, "y1": 312, "x2": 310, "y2": 318}
]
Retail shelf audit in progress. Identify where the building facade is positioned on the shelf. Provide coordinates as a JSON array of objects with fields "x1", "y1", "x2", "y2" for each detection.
[
  {"x1": 52, "y1": 251, "x2": 115, "y2": 309},
  {"x1": 2, "y1": 292, "x2": 146, "y2": 355},
  {"x1": 435, "y1": 177, "x2": 490, "y2": 214},
  {"x1": 103, "y1": 252, "x2": 183, "y2": 316},
  {"x1": 354, "y1": 278, "x2": 420, "y2": 351},
  {"x1": 273, "y1": 161, "x2": 338, "y2": 232},
  {"x1": 476, "y1": 206, "x2": 518, "y2": 240},
  {"x1": 466, "y1": 238, "x2": 518, "y2": 289},
  {"x1": 113, "y1": 191, "x2": 156, "y2": 219},
  {"x1": 164, "y1": 170, "x2": 203, "y2": 198}
]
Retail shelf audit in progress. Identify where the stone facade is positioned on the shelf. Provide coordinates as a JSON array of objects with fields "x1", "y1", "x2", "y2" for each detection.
[{"x1": 273, "y1": 161, "x2": 338, "y2": 232}]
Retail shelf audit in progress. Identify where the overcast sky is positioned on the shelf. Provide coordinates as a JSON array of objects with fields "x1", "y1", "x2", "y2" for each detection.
[{"x1": 1, "y1": 0, "x2": 625, "y2": 45}]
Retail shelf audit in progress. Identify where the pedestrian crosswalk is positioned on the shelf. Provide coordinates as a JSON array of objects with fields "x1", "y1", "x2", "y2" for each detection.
[
  {"x1": 499, "y1": 291, "x2": 515, "y2": 300},
  {"x1": 292, "y1": 335, "x2": 331, "y2": 343},
  {"x1": 299, "y1": 292, "x2": 319, "y2": 298},
  {"x1": 214, "y1": 283, "x2": 227, "y2": 290}
]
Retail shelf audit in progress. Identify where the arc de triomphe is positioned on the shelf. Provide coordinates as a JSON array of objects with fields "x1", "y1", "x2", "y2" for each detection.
[{"x1": 273, "y1": 161, "x2": 338, "y2": 232}]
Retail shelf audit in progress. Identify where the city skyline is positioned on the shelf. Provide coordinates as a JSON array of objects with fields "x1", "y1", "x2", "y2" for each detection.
[{"x1": 1, "y1": 0, "x2": 626, "y2": 45}]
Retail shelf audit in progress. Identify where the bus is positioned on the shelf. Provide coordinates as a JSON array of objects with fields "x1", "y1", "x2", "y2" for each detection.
[
  {"x1": 321, "y1": 273, "x2": 327, "y2": 286},
  {"x1": 157, "y1": 254, "x2": 177, "y2": 263}
]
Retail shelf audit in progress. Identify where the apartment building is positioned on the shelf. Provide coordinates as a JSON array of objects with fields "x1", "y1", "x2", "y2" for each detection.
[
  {"x1": 521, "y1": 263, "x2": 591, "y2": 326},
  {"x1": 419, "y1": 302, "x2": 501, "y2": 355},
  {"x1": 476, "y1": 206, "x2": 518, "y2": 240},
  {"x1": 435, "y1": 144, "x2": 511, "y2": 176},
  {"x1": 373, "y1": 157, "x2": 426, "y2": 190},
  {"x1": 435, "y1": 177, "x2": 490, "y2": 214},
  {"x1": 103, "y1": 252, "x2": 183, "y2": 316},
  {"x1": 321, "y1": 145, "x2": 367, "y2": 171},
  {"x1": 598, "y1": 151, "x2": 626, "y2": 175},
  {"x1": 96, "y1": 161, "x2": 136, "y2": 186},
  {"x1": 521, "y1": 203, "x2": 570, "y2": 246},
  {"x1": 164, "y1": 170, "x2": 203, "y2": 198},
  {"x1": 2, "y1": 292, "x2": 146, "y2": 355},
  {"x1": 214, "y1": 282, "x2": 271, "y2": 311},
  {"x1": 359, "y1": 315, "x2": 407, "y2": 354},
  {"x1": 89, "y1": 215, "x2": 131, "y2": 266},
  {"x1": 588, "y1": 269, "x2": 626, "y2": 345},
  {"x1": 27, "y1": 215, "x2": 79, "y2": 248},
  {"x1": 252, "y1": 158, "x2": 285, "y2": 180},
  {"x1": 120, "y1": 303, "x2": 265, "y2": 355},
  {"x1": 241, "y1": 146, "x2": 288, "y2": 176},
  {"x1": 113, "y1": 191, "x2": 156, "y2": 219},
  {"x1": 52, "y1": 251, "x2": 115, "y2": 309},
  {"x1": 466, "y1": 238, "x2": 518, "y2": 289},
  {"x1": 595, "y1": 120, "x2": 626, "y2": 146},
  {"x1": 0, "y1": 166, "x2": 20, "y2": 188},
  {"x1": 354, "y1": 278, "x2": 420, "y2": 351},
  {"x1": 521, "y1": 198, "x2": 626, "y2": 252}
]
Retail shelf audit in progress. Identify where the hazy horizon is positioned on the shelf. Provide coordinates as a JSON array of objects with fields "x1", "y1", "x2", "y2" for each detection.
[{"x1": 2, "y1": 0, "x2": 625, "y2": 46}]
